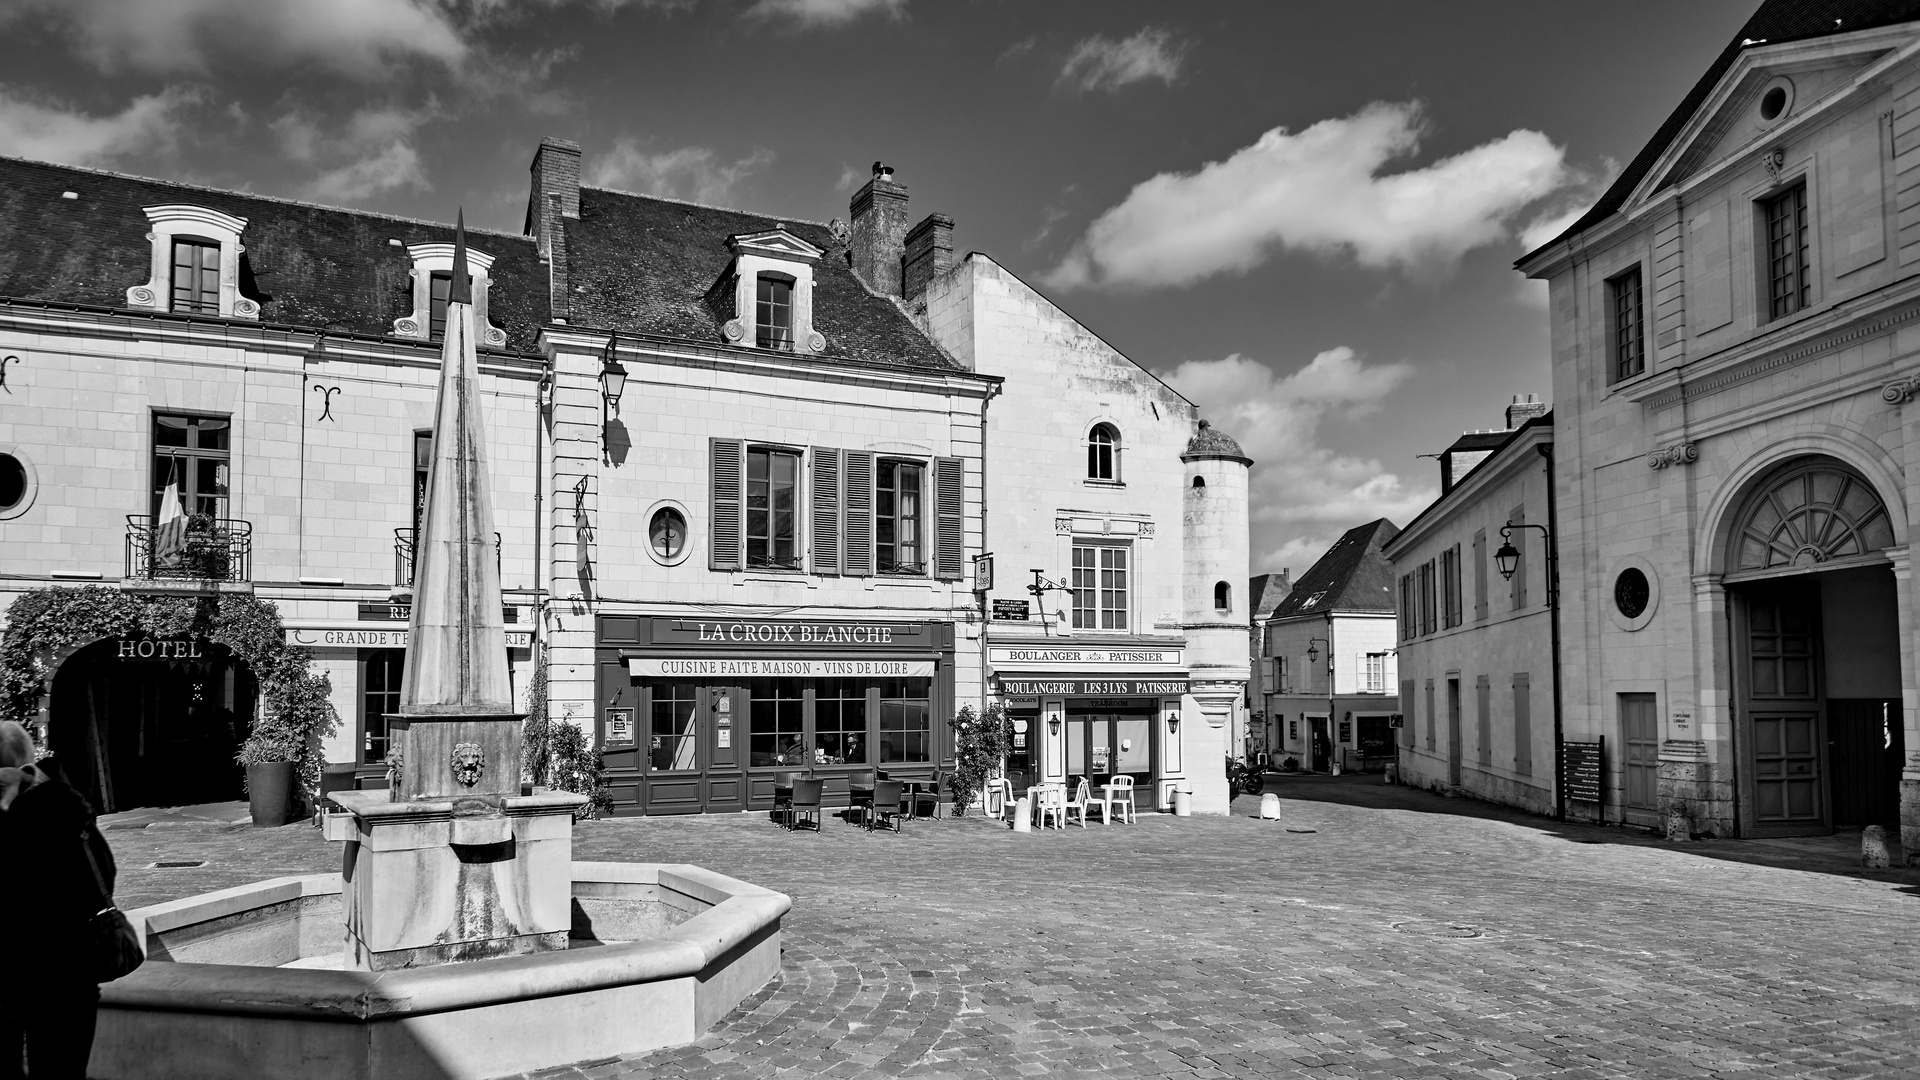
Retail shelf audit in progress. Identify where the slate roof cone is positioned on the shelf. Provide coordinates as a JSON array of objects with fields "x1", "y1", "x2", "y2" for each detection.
[{"x1": 399, "y1": 210, "x2": 513, "y2": 716}]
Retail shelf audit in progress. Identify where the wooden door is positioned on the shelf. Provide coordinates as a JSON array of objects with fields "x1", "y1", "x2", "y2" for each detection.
[
  {"x1": 1621, "y1": 693, "x2": 1659, "y2": 815},
  {"x1": 1827, "y1": 698, "x2": 1902, "y2": 826},
  {"x1": 598, "y1": 657, "x2": 644, "y2": 814},
  {"x1": 705, "y1": 686, "x2": 744, "y2": 812},
  {"x1": 1740, "y1": 584, "x2": 1826, "y2": 834}
]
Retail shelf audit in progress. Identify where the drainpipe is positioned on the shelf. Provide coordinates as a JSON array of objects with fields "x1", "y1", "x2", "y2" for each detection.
[
  {"x1": 1542, "y1": 442, "x2": 1565, "y2": 822},
  {"x1": 1327, "y1": 612, "x2": 1336, "y2": 771}
]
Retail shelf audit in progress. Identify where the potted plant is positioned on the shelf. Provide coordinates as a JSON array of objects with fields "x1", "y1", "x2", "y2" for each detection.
[
  {"x1": 235, "y1": 654, "x2": 335, "y2": 827},
  {"x1": 236, "y1": 721, "x2": 300, "y2": 828},
  {"x1": 183, "y1": 513, "x2": 231, "y2": 579},
  {"x1": 948, "y1": 702, "x2": 1011, "y2": 817}
]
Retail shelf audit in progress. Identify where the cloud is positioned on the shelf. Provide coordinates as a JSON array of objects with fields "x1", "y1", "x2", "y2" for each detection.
[
  {"x1": 742, "y1": 0, "x2": 906, "y2": 29},
  {"x1": 1046, "y1": 101, "x2": 1570, "y2": 290},
  {"x1": 307, "y1": 141, "x2": 428, "y2": 201},
  {"x1": 1057, "y1": 27, "x2": 1186, "y2": 93},
  {"x1": 0, "y1": 84, "x2": 205, "y2": 166},
  {"x1": 586, "y1": 139, "x2": 775, "y2": 204},
  {"x1": 270, "y1": 102, "x2": 435, "y2": 200},
  {"x1": 1161, "y1": 348, "x2": 1435, "y2": 575}
]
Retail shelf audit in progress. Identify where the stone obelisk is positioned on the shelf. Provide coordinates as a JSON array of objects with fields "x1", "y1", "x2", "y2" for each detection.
[{"x1": 332, "y1": 213, "x2": 583, "y2": 971}]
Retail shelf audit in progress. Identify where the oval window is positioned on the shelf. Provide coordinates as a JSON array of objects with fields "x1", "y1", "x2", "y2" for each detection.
[
  {"x1": 649, "y1": 507, "x2": 687, "y2": 561},
  {"x1": 1614, "y1": 567, "x2": 1650, "y2": 620},
  {"x1": 0, "y1": 454, "x2": 25, "y2": 511}
]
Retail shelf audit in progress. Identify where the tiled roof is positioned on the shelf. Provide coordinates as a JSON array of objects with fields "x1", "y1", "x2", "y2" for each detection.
[
  {"x1": 565, "y1": 187, "x2": 958, "y2": 371},
  {"x1": 0, "y1": 156, "x2": 549, "y2": 352},
  {"x1": 1248, "y1": 572, "x2": 1294, "y2": 622},
  {"x1": 1270, "y1": 518, "x2": 1401, "y2": 619},
  {"x1": 1183, "y1": 419, "x2": 1249, "y2": 460},
  {"x1": 1523, "y1": 0, "x2": 1920, "y2": 262}
]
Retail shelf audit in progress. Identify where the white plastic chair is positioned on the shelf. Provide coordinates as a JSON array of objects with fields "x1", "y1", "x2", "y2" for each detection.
[
  {"x1": 1063, "y1": 779, "x2": 1093, "y2": 828},
  {"x1": 984, "y1": 777, "x2": 1013, "y2": 820},
  {"x1": 1034, "y1": 783, "x2": 1067, "y2": 830},
  {"x1": 1099, "y1": 775, "x2": 1136, "y2": 824}
]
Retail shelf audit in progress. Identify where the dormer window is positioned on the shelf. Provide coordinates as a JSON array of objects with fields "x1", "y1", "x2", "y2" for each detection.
[
  {"x1": 395, "y1": 242, "x2": 507, "y2": 347},
  {"x1": 716, "y1": 229, "x2": 827, "y2": 354},
  {"x1": 127, "y1": 205, "x2": 258, "y2": 320},
  {"x1": 756, "y1": 274, "x2": 794, "y2": 350}
]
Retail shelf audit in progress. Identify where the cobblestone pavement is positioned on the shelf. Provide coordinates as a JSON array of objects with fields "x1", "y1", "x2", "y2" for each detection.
[{"x1": 102, "y1": 778, "x2": 1920, "y2": 1080}]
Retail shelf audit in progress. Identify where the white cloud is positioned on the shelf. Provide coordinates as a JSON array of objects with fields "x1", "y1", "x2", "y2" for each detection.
[
  {"x1": 271, "y1": 103, "x2": 436, "y2": 200},
  {"x1": 1046, "y1": 101, "x2": 1570, "y2": 290},
  {"x1": 586, "y1": 139, "x2": 775, "y2": 204},
  {"x1": 742, "y1": 0, "x2": 905, "y2": 29},
  {"x1": 1161, "y1": 348, "x2": 1435, "y2": 575},
  {"x1": 307, "y1": 141, "x2": 428, "y2": 201},
  {"x1": 1517, "y1": 204, "x2": 1588, "y2": 253},
  {"x1": 1057, "y1": 27, "x2": 1186, "y2": 93},
  {"x1": 0, "y1": 85, "x2": 204, "y2": 166}
]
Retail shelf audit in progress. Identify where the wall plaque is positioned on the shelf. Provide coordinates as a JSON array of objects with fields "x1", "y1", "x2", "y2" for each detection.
[{"x1": 991, "y1": 599, "x2": 1030, "y2": 621}]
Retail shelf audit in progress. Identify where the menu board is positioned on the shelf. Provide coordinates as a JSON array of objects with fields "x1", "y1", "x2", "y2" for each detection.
[
  {"x1": 1563, "y1": 739, "x2": 1604, "y2": 804},
  {"x1": 604, "y1": 708, "x2": 634, "y2": 747}
]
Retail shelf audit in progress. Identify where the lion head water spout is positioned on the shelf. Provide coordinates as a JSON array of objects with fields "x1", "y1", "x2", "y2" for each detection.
[{"x1": 330, "y1": 214, "x2": 586, "y2": 970}]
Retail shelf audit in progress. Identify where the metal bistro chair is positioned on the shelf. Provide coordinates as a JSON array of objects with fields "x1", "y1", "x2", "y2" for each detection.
[
  {"x1": 848, "y1": 769, "x2": 878, "y2": 827},
  {"x1": 771, "y1": 771, "x2": 797, "y2": 828},
  {"x1": 907, "y1": 770, "x2": 944, "y2": 820},
  {"x1": 789, "y1": 778, "x2": 825, "y2": 833},
  {"x1": 867, "y1": 779, "x2": 906, "y2": 833},
  {"x1": 1099, "y1": 775, "x2": 1137, "y2": 824}
]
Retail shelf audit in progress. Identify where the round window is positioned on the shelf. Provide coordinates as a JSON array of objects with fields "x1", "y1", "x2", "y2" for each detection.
[
  {"x1": 1757, "y1": 76, "x2": 1794, "y2": 126},
  {"x1": 649, "y1": 507, "x2": 687, "y2": 561},
  {"x1": 0, "y1": 454, "x2": 25, "y2": 511},
  {"x1": 1614, "y1": 567, "x2": 1650, "y2": 620}
]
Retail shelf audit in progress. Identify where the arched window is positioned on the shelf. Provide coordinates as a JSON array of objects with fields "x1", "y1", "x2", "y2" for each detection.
[
  {"x1": 1730, "y1": 459, "x2": 1894, "y2": 573},
  {"x1": 1214, "y1": 581, "x2": 1231, "y2": 612},
  {"x1": 1087, "y1": 423, "x2": 1119, "y2": 481},
  {"x1": 1191, "y1": 475, "x2": 1206, "y2": 490}
]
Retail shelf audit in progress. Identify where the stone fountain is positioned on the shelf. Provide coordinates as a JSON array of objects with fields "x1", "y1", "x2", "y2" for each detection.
[{"x1": 90, "y1": 221, "x2": 789, "y2": 1080}]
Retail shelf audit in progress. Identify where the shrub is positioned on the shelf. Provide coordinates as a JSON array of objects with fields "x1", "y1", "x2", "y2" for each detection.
[
  {"x1": 948, "y1": 702, "x2": 1010, "y2": 817},
  {"x1": 548, "y1": 720, "x2": 612, "y2": 820}
]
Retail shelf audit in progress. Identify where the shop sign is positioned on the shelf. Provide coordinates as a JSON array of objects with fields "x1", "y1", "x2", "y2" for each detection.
[
  {"x1": 286, "y1": 627, "x2": 533, "y2": 649},
  {"x1": 1012, "y1": 718, "x2": 1029, "y2": 734},
  {"x1": 115, "y1": 637, "x2": 206, "y2": 660},
  {"x1": 997, "y1": 678, "x2": 1188, "y2": 696},
  {"x1": 650, "y1": 618, "x2": 926, "y2": 648},
  {"x1": 628, "y1": 658, "x2": 936, "y2": 678},
  {"x1": 991, "y1": 599, "x2": 1029, "y2": 621},
  {"x1": 359, "y1": 603, "x2": 517, "y2": 623},
  {"x1": 973, "y1": 553, "x2": 994, "y2": 592},
  {"x1": 988, "y1": 645, "x2": 1181, "y2": 668}
]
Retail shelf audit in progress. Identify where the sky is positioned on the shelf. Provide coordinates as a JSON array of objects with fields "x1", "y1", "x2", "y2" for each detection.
[{"x1": 0, "y1": 0, "x2": 1759, "y2": 576}]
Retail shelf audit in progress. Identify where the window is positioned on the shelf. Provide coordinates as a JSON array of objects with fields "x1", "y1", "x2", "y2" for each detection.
[
  {"x1": 1289, "y1": 719, "x2": 1299, "y2": 742},
  {"x1": 1087, "y1": 424, "x2": 1119, "y2": 481},
  {"x1": 748, "y1": 677, "x2": 805, "y2": 766},
  {"x1": 1609, "y1": 267, "x2": 1644, "y2": 382},
  {"x1": 1417, "y1": 560, "x2": 1437, "y2": 636},
  {"x1": 361, "y1": 650, "x2": 403, "y2": 765},
  {"x1": 1072, "y1": 544, "x2": 1129, "y2": 630},
  {"x1": 1509, "y1": 506, "x2": 1529, "y2": 610},
  {"x1": 1192, "y1": 475, "x2": 1205, "y2": 489},
  {"x1": 877, "y1": 677, "x2": 932, "y2": 763},
  {"x1": 814, "y1": 678, "x2": 868, "y2": 765},
  {"x1": 1472, "y1": 529, "x2": 1488, "y2": 621},
  {"x1": 1763, "y1": 183, "x2": 1810, "y2": 320},
  {"x1": 1363, "y1": 653, "x2": 1386, "y2": 693},
  {"x1": 1441, "y1": 544, "x2": 1463, "y2": 628},
  {"x1": 1276, "y1": 655, "x2": 1288, "y2": 692},
  {"x1": 746, "y1": 447, "x2": 799, "y2": 568},
  {"x1": 428, "y1": 271, "x2": 452, "y2": 340},
  {"x1": 649, "y1": 507, "x2": 688, "y2": 563},
  {"x1": 152, "y1": 413, "x2": 231, "y2": 519},
  {"x1": 0, "y1": 452, "x2": 31, "y2": 518},
  {"x1": 1214, "y1": 581, "x2": 1231, "y2": 612},
  {"x1": 1399, "y1": 574, "x2": 1414, "y2": 640},
  {"x1": 170, "y1": 237, "x2": 220, "y2": 315},
  {"x1": 756, "y1": 275, "x2": 793, "y2": 349},
  {"x1": 413, "y1": 431, "x2": 432, "y2": 536},
  {"x1": 649, "y1": 683, "x2": 700, "y2": 771},
  {"x1": 877, "y1": 460, "x2": 923, "y2": 573}
]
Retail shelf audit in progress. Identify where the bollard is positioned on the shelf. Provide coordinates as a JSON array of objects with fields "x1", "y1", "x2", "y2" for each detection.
[
  {"x1": 1012, "y1": 796, "x2": 1031, "y2": 833},
  {"x1": 1665, "y1": 806, "x2": 1692, "y2": 843},
  {"x1": 1173, "y1": 786, "x2": 1192, "y2": 817},
  {"x1": 1383, "y1": 763, "x2": 1397, "y2": 785},
  {"x1": 1259, "y1": 792, "x2": 1281, "y2": 820},
  {"x1": 1863, "y1": 824, "x2": 1891, "y2": 868}
]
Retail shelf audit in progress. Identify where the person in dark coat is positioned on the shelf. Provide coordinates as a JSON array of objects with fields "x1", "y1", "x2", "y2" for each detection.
[{"x1": 0, "y1": 720, "x2": 110, "y2": 1080}]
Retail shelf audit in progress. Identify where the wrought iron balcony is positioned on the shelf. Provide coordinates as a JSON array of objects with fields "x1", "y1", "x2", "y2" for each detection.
[
  {"x1": 393, "y1": 527, "x2": 501, "y2": 587},
  {"x1": 126, "y1": 515, "x2": 253, "y2": 583}
]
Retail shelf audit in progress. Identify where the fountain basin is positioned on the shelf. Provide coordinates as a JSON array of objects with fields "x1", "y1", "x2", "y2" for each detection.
[{"x1": 93, "y1": 862, "x2": 789, "y2": 1080}]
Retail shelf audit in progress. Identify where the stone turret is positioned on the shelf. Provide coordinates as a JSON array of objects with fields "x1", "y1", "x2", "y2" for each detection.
[{"x1": 1182, "y1": 420, "x2": 1253, "y2": 816}]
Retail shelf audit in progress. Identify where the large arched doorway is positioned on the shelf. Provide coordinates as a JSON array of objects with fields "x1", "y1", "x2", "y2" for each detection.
[
  {"x1": 49, "y1": 636, "x2": 257, "y2": 813},
  {"x1": 1724, "y1": 456, "x2": 1904, "y2": 836}
]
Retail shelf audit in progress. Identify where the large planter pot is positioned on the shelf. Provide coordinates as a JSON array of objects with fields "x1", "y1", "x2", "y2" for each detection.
[{"x1": 246, "y1": 761, "x2": 297, "y2": 828}]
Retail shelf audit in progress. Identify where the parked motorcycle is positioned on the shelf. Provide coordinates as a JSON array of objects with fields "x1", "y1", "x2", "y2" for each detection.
[{"x1": 1225, "y1": 754, "x2": 1265, "y2": 798}]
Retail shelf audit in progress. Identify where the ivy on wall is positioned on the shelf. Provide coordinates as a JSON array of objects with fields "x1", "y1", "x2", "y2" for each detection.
[
  {"x1": 948, "y1": 702, "x2": 1011, "y2": 817},
  {"x1": 0, "y1": 586, "x2": 339, "y2": 807},
  {"x1": 522, "y1": 643, "x2": 551, "y2": 786}
]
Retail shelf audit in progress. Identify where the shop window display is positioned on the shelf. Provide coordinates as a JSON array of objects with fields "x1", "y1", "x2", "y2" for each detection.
[
  {"x1": 813, "y1": 678, "x2": 867, "y2": 764},
  {"x1": 878, "y1": 677, "x2": 932, "y2": 763},
  {"x1": 750, "y1": 677, "x2": 805, "y2": 766},
  {"x1": 650, "y1": 681, "x2": 699, "y2": 770}
]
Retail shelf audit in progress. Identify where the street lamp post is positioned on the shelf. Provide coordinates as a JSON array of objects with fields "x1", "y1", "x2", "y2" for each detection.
[
  {"x1": 1305, "y1": 636, "x2": 1334, "y2": 773},
  {"x1": 1495, "y1": 510, "x2": 1564, "y2": 821}
]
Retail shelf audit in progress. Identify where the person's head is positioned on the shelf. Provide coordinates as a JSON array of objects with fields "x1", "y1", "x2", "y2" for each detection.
[{"x1": 0, "y1": 721, "x2": 33, "y2": 769}]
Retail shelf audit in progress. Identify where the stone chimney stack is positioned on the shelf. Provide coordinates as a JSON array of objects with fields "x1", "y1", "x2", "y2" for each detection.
[
  {"x1": 849, "y1": 162, "x2": 910, "y2": 296},
  {"x1": 1506, "y1": 393, "x2": 1547, "y2": 429},
  {"x1": 902, "y1": 213, "x2": 953, "y2": 303},
  {"x1": 526, "y1": 137, "x2": 581, "y2": 260}
]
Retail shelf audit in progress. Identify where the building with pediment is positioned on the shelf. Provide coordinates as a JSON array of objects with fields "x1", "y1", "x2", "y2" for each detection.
[{"x1": 1518, "y1": 0, "x2": 1920, "y2": 844}]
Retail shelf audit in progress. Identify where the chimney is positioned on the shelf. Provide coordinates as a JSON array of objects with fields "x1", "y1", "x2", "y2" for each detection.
[
  {"x1": 901, "y1": 212, "x2": 953, "y2": 303},
  {"x1": 849, "y1": 162, "x2": 909, "y2": 296},
  {"x1": 1506, "y1": 392, "x2": 1547, "y2": 429},
  {"x1": 526, "y1": 137, "x2": 581, "y2": 260}
]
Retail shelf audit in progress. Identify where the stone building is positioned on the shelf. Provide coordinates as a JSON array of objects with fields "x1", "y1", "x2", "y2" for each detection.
[
  {"x1": 1385, "y1": 411, "x2": 1556, "y2": 815},
  {"x1": 1245, "y1": 571, "x2": 1293, "y2": 757},
  {"x1": 0, "y1": 143, "x2": 1249, "y2": 816},
  {"x1": 1255, "y1": 519, "x2": 1400, "y2": 773},
  {"x1": 1517, "y1": 0, "x2": 1920, "y2": 842}
]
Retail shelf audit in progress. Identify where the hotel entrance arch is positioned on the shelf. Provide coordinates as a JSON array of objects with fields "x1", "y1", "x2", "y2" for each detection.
[{"x1": 1721, "y1": 457, "x2": 1903, "y2": 836}]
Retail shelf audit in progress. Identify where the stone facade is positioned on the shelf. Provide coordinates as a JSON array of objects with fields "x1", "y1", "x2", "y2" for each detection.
[{"x1": 1519, "y1": 9, "x2": 1920, "y2": 844}]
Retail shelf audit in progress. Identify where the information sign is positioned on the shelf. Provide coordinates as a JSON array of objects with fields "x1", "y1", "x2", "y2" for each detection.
[
  {"x1": 1563, "y1": 739, "x2": 1605, "y2": 804},
  {"x1": 991, "y1": 599, "x2": 1029, "y2": 621},
  {"x1": 604, "y1": 708, "x2": 634, "y2": 746}
]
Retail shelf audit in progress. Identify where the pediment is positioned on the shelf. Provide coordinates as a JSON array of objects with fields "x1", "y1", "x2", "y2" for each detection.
[
  {"x1": 1635, "y1": 28, "x2": 1917, "y2": 205},
  {"x1": 726, "y1": 228, "x2": 823, "y2": 263}
]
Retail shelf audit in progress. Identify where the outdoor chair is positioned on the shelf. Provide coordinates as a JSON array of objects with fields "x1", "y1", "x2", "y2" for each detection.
[
  {"x1": 1099, "y1": 775, "x2": 1136, "y2": 824},
  {"x1": 984, "y1": 777, "x2": 1013, "y2": 819},
  {"x1": 848, "y1": 769, "x2": 877, "y2": 826},
  {"x1": 867, "y1": 779, "x2": 905, "y2": 832},
  {"x1": 789, "y1": 778, "x2": 824, "y2": 833},
  {"x1": 1063, "y1": 779, "x2": 1093, "y2": 828},
  {"x1": 907, "y1": 770, "x2": 943, "y2": 819},
  {"x1": 771, "y1": 771, "x2": 797, "y2": 828},
  {"x1": 1034, "y1": 783, "x2": 1067, "y2": 830}
]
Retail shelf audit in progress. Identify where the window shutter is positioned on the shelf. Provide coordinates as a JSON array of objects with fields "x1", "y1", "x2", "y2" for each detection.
[
  {"x1": 934, "y1": 455, "x2": 964, "y2": 580},
  {"x1": 811, "y1": 447, "x2": 841, "y2": 575},
  {"x1": 709, "y1": 437, "x2": 743, "y2": 571},
  {"x1": 842, "y1": 450, "x2": 874, "y2": 577}
]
